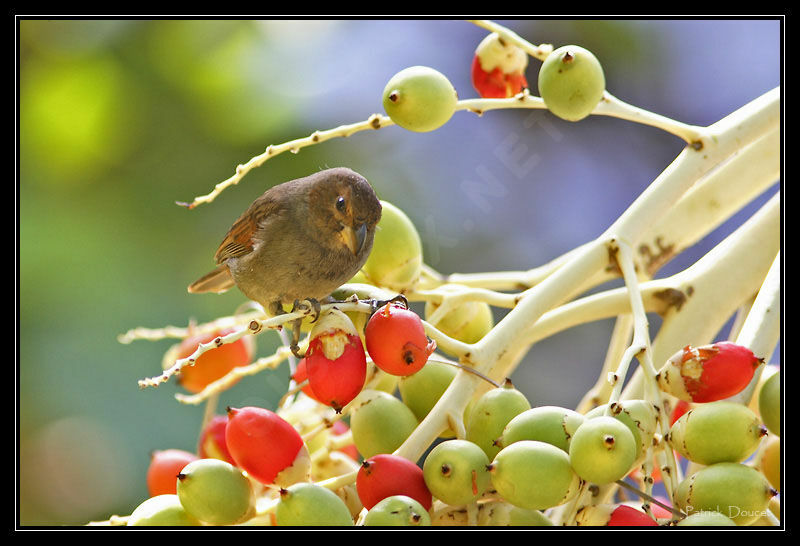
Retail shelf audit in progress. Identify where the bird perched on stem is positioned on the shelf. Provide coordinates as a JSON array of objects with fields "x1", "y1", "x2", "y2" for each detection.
[{"x1": 188, "y1": 167, "x2": 382, "y2": 355}]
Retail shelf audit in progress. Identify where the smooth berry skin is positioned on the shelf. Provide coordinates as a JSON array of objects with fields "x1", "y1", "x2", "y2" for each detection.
[
  {"x1": 198, "y1": 415, "x2": 235, "y2": 465},
  {"x1": 607, "y1": 505, "x2": 659, "y2": 527},
  {"x1": 356, "y1": 454, "x2": 432, "y2": 511},
  {"x1": 382, "y1": 66, "x2": 458, "y2": 133},
  {"x1": 146, "y1": 449, "x2": 198, "y2": 497},
  {"x1": 225, "y1": 406, "x2": 304, "y2": 485},
  {"x1": 365, "y1": 303, "x2": 435, "y2": 377},
  {"x1": 538, "y1": 45, "x2": 605, "y2": 122},
  {"x1": 291, "y1": 358, "x2": 325, "y2": 404}
]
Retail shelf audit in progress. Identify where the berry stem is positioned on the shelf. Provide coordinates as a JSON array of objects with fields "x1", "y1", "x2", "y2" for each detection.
[
  {"x1": 726, "y1": 251, "x2": 781, "y2": 405},
  {"x1": 468, "y1": 19, "x2": 554, "y2": 61}
]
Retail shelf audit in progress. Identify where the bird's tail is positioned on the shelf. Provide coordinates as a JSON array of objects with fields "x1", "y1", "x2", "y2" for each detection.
[{"x1": 187, "y1": 263, "x2": 235, "y2": 294}]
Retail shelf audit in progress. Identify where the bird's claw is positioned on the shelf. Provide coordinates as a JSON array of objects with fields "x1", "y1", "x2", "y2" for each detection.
[
  {"x1": 291, "y1": 298, "x2": 322, "y2": 323},
  {"x1": 369, "y1": 294, "x2": 409, "y2": 314}
]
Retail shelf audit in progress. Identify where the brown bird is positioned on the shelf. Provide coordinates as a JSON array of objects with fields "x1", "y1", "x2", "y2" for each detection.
[{"x1": 188, "y1": 167, "x2": 382, "y2": 353}]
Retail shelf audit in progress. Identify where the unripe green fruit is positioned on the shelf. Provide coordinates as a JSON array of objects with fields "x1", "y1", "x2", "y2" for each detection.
[
  {"x1": 359, "y1": 201, "x2": 423, "y2": 292},
  {"x1": 489, "y1": 440, "x2": 580, "y2": 510},
  {"x1": 430, "y1": 500, "x2": 554, "y2": 526},
  {"x1": 758, "y1": 371, "x2": 780, "y2": 436},
  {"x1": 676, "y1": 511, "x2": 737, "y2": 526},
  {"x1": 128, "y1": 494, "x2": 201, "y2": 526},
  {"x1": 538, "y1": 45, "x2": 605, "y2": 121},
  {"x1": 667, "y1": 401, "x2": 766, "y2": 465},
  {"x1": 674, "y1": 462, "x2": 776, "y2": 525},
  {"x1": 499, "y1": 405, "x2": 585, "y2": 452},
  {"x1": 465, "y1": 382, "x2": 531, "y2": 460},
  {"x1": 424, "y1": 286, "x2": 494, "y2": 345},
  {"x1": 399, "y1": 360, "x2": 458, "y2": 437},
  {"x1": 422, "y1": 439, "x2": 491, "y2": 506},
  {"x1": 276, "y1": 482, "x2": 354, "y2": 526},
  {"x1": 350, "y1": 389, "x2": 418, "y2": 459},
  {"x1": 363, "y1": 495, "x2": 431, "y2": 526},
  {"x1": 569, "y1": 416, "x2": 637, "y2": 484},
  {"x1": 585, "y1": 400, "x2": 657, "y2": 460},
  {"x1": 176, "y1": 458, "x2": 255, "y2": 525},
  {"x1": 757, "y1": 435, "x2": 780, "y2": 492},
  {"x1": 382, "y1": 66, "x2": 458, "y2": 132}
]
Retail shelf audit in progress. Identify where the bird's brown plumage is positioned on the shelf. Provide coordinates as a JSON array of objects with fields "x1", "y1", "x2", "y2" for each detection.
[{"x1": 188, "y1": 167, "x2": 382, "y2": 315}]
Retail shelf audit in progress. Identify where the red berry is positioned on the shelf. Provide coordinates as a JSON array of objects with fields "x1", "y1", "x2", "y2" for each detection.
[
  {"x1": 305, "y1": 310, "x2": 368, "y2": 413},
  {"x1": 225, "y1": 406, "x2": 310, "y2": 486},
  {"x1": 471, "y1": 32, "x2": 529, "y2": 98},
  {"x1": 291, "y1": 358, "x2": 325, "y2": 404},
  {"x1": 198, "y1": 415, "x2": 235, "y2": 464},
  {"x1": 356, "y1": 454, "x2": 432, "y2": 511},
  {"x1": 657, "y1": 342, "x2": 762, "y2": 403},
  {"x1": 146, "y1": 448, "x2": 198, "y2": 497},
  {"x1": 365, "y1": 303, "x2": 436, "y2": 377},
  {"x1": 175, "y1": 328, "x2": 254, "y2": 394},
  {"x1": 670, "y1": 399, "x2": 692, "y2": 426},
  {"x1": 648, "y1": 497, "x2": 674, "y2": 520},
  {"x1": 607, "y1": 505, "x2": 659, "y2": 526}
]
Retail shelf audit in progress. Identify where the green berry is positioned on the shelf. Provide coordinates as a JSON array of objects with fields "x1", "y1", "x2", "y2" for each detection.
[
  {"x1": 359, "y1": 201, "x2": 423, "y2": 292},
  {"x1": 127, "y1": 494, "x2": 201, "y2": 526},
  {"x1": 275, "y1": 482, "x2": 354, "y2": 526},
  {"x1": 489, "y1": 440, "x2": 580, "y2": 510},
  {"x1": 422, "y1": 439, "x2": 491, "y2": 506},
  {"x1": 568, "y1": 416, "x2": 637, "y2": 484},
  {"x1": 585, "y1": 400, "x2": 657, "y2": 460},
  {"x1": 399, "y1": 360, "x2": 458, "y2": 437},
  {"x1": 350, "y1": 390, "x2": 418, "y2": 459},
  {"x1": 538, "y1": 45, "x2": 605, "y2": 121},
  {"x1": 758, "y1": 371, "x2": 780, "y2": 436},
  {"x1": 176, "y1": 458, "x2": 255, "y2": 525},
  {"x1": 465, "y1": 382, "x2": 531, "y2": 460},
  {"x1": 674, "y1": 462, "x2": 776, "y2": 525},
  {"x1": 424, "y1": 285, "x2": 494, "y2": 344},
  {"x1": 382, "y1": 66, "x2": 458, "y2": 132},
  {"x1": 757, "y1": 435, "x2": 780, "y2": 493},
  {"x1": 667, "y1": 401, "x2": 766, "y2": 465},
  {"x1": 676, "y1": 511, "x2": 737, "y2": 526},
  {"x1": 499, "y1": 405, "x2": 585, "y2": 453},
  {"x1": 362, "y1": 495, "x2": 431, "y2": 526}
]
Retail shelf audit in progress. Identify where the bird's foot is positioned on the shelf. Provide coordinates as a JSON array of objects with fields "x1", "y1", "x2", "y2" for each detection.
[
  {"x1": 368, "y1": 294, "x2": 409, "y2": 315},
  {"x1": 291, "y1": 298, "x2": 322, "y2": 323}
]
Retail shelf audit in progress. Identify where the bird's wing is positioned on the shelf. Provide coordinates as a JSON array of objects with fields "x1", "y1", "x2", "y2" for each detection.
[{"x1": 213, "y1": 192, "x2": 281, "y2": 264}]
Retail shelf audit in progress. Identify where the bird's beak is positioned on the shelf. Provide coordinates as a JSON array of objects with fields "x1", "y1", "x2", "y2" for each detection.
[{"x1": 341, "y1": 223, "x2": 368, "y2": 256}]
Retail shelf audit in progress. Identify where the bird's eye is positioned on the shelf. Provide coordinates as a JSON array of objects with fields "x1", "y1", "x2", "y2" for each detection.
[{"x1": 336, "y1": 196, "x2": 346, "y2": 212}]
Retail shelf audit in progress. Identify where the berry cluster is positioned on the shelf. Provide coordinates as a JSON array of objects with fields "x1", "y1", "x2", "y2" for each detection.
[{"x1": 117, "y1": 24, "x2": 780, "y2": 528}]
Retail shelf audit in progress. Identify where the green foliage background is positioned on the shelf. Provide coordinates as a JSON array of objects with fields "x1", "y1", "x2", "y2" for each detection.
[{"x1": 18, "y1": 19, "x2": 780, "y2": 525}]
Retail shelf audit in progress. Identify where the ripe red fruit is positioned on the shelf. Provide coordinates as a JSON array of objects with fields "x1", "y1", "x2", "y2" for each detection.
[
  {"x1": 146, "y1": 448, "x2": 198, "y2": 497},
  {"x1": 198, "y1": 415, "x2": 235, "y2": 464},
  {"x1": 291, "y1": 358, "x2": 325, "y2": 404},
  {"x1": 365, "y1": 303, "x2": 436, "y2": 377},
  {"x1": 356, "y1": 453, "x2": 432, "y2": 511},
  {"x1": 174, "y1": 328, "x2": 254, "y2": 394},
  {"x1": 656, "y1": 342, "x2": 763, "y2": 403},
  {"x1": 305, "y1": 310, "x2": 368, "y2": 412},
  {"x1": 607, "y1": 505, "x2": 659, "y2": 526},
  {"x1": 670, "y1": 399, "x2": 692, "y2": 426},
  {"x1": 471, "y1": 32, "x2": 529, "y2": 98},
  {"x1": 225, "y1": 406, "x2": 310, "y2": 486}
]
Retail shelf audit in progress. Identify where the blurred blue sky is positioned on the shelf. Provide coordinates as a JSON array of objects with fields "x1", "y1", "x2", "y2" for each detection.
[{"x1": 18, "y1": 18, "x2": 781, "y2": 525}]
